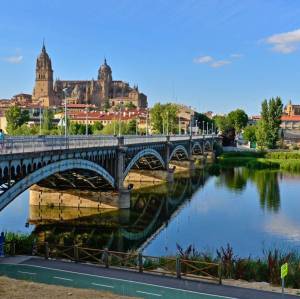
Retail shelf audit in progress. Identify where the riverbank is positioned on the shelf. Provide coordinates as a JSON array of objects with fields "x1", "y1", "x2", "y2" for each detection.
[
  {"x1": 212, "y1": 151, "x2": 300, "y2": 172},
  {"x1": 0, "y1": 276, "x2": 136, "y2": 299}
]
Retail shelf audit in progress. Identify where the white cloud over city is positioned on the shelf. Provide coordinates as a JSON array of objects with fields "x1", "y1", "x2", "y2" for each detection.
[
  {"x1": 193, "y1": 53, "x2": 242, "y2": 68},
  {"x1": 265, "y1": 28, "x2": 300, "y2": 54},
  {"x1": 2, "y1": 55, "x2": 23, "y2": 64}
]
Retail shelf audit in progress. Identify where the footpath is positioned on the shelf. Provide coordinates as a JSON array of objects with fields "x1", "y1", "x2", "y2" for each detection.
[{"x1": 0, "y1": 256, "x2": 299, "y2": 299}]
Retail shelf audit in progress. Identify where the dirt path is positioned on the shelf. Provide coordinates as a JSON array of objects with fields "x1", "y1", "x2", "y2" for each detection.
[{"x1": 0, "y1": 276, "x2": 138, "y2": 299}]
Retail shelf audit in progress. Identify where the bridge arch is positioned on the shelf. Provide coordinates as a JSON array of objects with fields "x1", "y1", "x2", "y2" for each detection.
[
  {"x1": 192, "y1": 142, "x2": 203, "y2": 155},
  {"x1": 204, "y1": 140, "x2": 212, "y2": 152},
  {"x1": 169, "y1": 145, "x2": 189, "y2": 161},
  {"x1": 0, "y1": 159, "x2": 115, "y2": 211},
  {"x1": 123, "y1": 148, "x2": 165, "y2": 179}
]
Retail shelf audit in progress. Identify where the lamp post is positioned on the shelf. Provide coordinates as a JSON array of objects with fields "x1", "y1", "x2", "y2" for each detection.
[
  {"x1": 178, "y1": 115, "x2": 181, "y2": 135},
  {"x1": 207, "y1": 122, "x2": 209, "y2": 135},
  {"x1": 202, "y1": 121, "x2": 205, "y2": 135},
  {"x1": 39, "y1": 105, "x2": 42, "y2": 135},
  {"x1": 146, "y1": 109, "x2": 149, "y2": 135},
  {"x1": 85, "y1": 104, "x2": 88, "y2": 136},
  {"x1": 63, "y1": 88, "x2": 68, "y2": 138}
]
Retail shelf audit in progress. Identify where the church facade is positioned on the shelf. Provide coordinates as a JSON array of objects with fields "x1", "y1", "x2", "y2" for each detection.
[{"x1": 32, "y1": 44, "x2": 148, "y2": 108}]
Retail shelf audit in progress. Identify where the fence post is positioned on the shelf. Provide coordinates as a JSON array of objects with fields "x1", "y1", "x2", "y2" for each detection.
[
  {"x1": 104, "y1": 248, "x2": 109, "y2": 268},
  {"x1": 44, "y1": 242, "x2": 49, "y2": 259},
  {"x1": 176, "y1": 257, "x2": 181, "y2": 279},
  {"x1": 138, "y1": 252, "x2": 143, "y2": 273},
  {"x1": 218, "y1": 260, "x2": 223, "y2": 285},
  {"x1": 11, "y1": 242, "x2": 16, "y2": 256},
  {"x1": 74, "y1": 245, "x2": 79, "y2": 262}
]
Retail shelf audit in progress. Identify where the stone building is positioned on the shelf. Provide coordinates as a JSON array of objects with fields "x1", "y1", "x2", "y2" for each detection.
[
  {"x1": 284, "y1": 100, "x2": 300, "y2": 116},
  {"x1": 32, "y1": 44, "x2": 148, "y2": 109}
]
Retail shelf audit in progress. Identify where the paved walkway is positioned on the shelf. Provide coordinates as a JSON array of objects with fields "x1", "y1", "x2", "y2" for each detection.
[{"x1": 0, "y1": 256, "x2": 298, "y2": 299}]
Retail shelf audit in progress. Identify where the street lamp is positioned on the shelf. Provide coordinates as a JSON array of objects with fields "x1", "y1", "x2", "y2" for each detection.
[
  {"x1": 63, "y1": 88, "x2": 68, "y2": 137},
  {"x1": 202, "y1": 121, "x2": 205, "y2": 135},
  {"x1": 85, "y1": 104, "x2": 88, "y2": 136},
  {"x1": 207, "y1": 122, "x2": 209, "y2": 135}
]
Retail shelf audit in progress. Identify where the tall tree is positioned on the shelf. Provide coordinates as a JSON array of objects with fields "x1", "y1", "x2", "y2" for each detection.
[
  {"x1": 260, "y1": 97, "x2": 283, "y2": 149},
  {"x1": 5, "y1": 106, "x2": 30, "y2": 134},
  {"x1": 42, "y1": 108, "x2": 54, "y2": 132}
]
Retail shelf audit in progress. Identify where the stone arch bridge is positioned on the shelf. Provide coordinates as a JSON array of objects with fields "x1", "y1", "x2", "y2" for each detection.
[{"x1": 0, "y1": 134, "x2": 221, "y2": 210}]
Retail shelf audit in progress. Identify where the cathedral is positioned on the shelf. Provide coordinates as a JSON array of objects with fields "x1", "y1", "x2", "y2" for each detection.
[{"x1": 32, "y1": 44, "x2": 148, "y2": 108}]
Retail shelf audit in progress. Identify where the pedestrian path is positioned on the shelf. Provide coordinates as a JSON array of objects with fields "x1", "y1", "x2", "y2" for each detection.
[{"x1": 0, "y1": 263, "x2": 233, "y2": 299}]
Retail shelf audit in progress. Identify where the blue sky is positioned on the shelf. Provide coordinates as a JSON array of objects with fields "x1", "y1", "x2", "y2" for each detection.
[{"x1": 1, "y1": 0, "x2": 300, "y2": 115}]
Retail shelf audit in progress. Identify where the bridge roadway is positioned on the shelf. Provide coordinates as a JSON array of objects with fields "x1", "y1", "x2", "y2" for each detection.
[
  {"x1": 0, "y1": 134, "x2": 220, "y2": 211},
  {"x1": 0, "y1": 256, "x2": 297, "y2": 299}
]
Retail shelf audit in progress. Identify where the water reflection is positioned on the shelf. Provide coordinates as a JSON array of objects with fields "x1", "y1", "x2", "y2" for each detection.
[
  {"x1": 29, "y1": 170, "x2": 209, "y2": 252},
  {"x1": 215, "y1": 168, "x2": 281, "y2": 212}
]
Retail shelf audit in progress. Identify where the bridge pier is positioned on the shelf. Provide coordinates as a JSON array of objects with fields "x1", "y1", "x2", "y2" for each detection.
[{"x1": 118, "y1": 188, "x2": 131, "y2": 209}]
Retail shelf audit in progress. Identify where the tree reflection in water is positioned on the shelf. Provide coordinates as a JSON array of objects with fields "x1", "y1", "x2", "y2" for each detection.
[{"x1": 215, "y1": 168, "x2": 281, "y2": 212}]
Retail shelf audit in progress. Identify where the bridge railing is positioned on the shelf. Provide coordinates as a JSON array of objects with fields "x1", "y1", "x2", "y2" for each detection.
[
  {"x1": 124, "y1": 135, "x2": 167, "y2": 145},
  {"x1": 0, "y1": 135, "x2": 119, "y2": 155}
]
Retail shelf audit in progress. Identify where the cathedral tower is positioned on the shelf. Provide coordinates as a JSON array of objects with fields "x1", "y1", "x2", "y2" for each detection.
[
  {"x1": 32, "y1": 43, "x2": 55, "y2": 107},
  {"x1": 98, "y1": 58, "x2": 112, "y2": 106}
]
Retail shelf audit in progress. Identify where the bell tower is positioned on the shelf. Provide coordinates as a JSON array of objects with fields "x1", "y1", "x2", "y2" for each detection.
[
  {"x1": 98, "y1": 58, "x2": 112, "y2": 106},
  {"x1": 32, "y1": 42, "x2": 55, "y2": 107}
]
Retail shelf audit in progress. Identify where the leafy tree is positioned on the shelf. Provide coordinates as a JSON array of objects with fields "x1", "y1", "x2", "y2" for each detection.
[
  {"x1": 243, "y1": 125, "x2": 257, "y2": 143},
  {"x1": 260, "y1": 97, "x2": 283, "y2": 149},
  {"x1": 5, "y1": 106, "x2": 30, "y2": 134},
  {"x1": 42, "y1": 109, "x2": 54, "y2": 133},
  {"x1": 91, "y1": 121, "x2": 104, "y2": 134},
  {"x1": 213, "y1": 115, "x2": 235, "y2": 146},
  {"x1": 125, "y1": 102, "x2": 137, "y2": 109},
  {"x1": 150, "y1": 103, "x2": 178, "y2": 134},
  {"x1": 193, "y1": 112, "x2": 214, "y2": 133},
  {"x1": 255, "y1": 120, "x2": 268, "y2": 150},
  {"x1": 227, "y1": 109, "x2": 248, "y2": 134},
  {"x1": 126, "y1": 119, "x2": 137, "y2": 135}
]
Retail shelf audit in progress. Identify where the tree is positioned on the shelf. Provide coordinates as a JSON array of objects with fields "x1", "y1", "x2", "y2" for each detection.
[
  {"x1": 126, "y1": 119, "x2": 137, "y2": 135},
  {"x1": 213, "y1": 115, "x2": 235, "y2": 146},
  {"x1": 125, "y1": 102, "x2": 137, "y2": 109},
  {"x1": 260, "y1": 97, "x2": 283, "y2": 149},
  {"x1": 227, "y1": 109, "x2": 248, "y2": 134},
  {"x1": 255, "y1": 120, "x2": 268, "y2": 150},
  {"x1": 42, "y1": 108, "x2": 54, "y2": 133},
  {"x1": 5, "y1": 106, "x2": 30, "y2": 134},
  {"x1": 243, "y1": 125, "x2": 257, "y2": 143},
  {"x1": 150, "y1": 103, "x2": 178, "y2": 134}
]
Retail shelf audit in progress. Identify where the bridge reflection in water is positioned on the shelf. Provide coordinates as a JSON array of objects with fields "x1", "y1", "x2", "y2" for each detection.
[{"x1": 28, "y1": 170, "x2": 209, "y2": 253}]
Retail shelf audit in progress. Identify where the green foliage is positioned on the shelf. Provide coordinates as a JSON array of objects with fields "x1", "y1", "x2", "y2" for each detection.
[
  {"x1": 243, "y1": 125, "x2": 257, "y2": 143},
  {"x1": 150, "y1": 103, "x2": 178, "y2": 134},
  {"x1": 260, "y1": 97, "x2": 283, "y2": 149},
  {"x1": 42, "y1": 108, "x2": 54, "y2": 133},
  {"x1": 100, "y1": 120, "x2": 137, "y2": 135},
  {"x1": 125, "y1": 102, "x2": 137, "y2": 109},
  {"x1": 255, "y1": 120, "x2": 268, "y2": 150},
  {"x1": 5, "y1": 106, "x2": 30, "y2": 134},
  {"x1": 227, "y1": 109, "x2": 248, "y2": 134}
]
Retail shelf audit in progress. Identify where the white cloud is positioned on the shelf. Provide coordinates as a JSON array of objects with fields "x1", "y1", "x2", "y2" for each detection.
[
  {"x1": 211, "y1": 60, "x2": 231, "y2": 68},
  {"x1": 230, "y1": 53, "x2": 243, "y2": 58},
  {"x1": 193, "y1": 55, "x2": 213, "y2": 64},
  {"x1": 265, "y1": 28, "x2": 300, "y2": 54},
  {"x1": 3, "y1": 55, "x2": 23, "y2": 64},
  {"x1": 194, "y1": 53, "x2": 240, "y2": 68}
]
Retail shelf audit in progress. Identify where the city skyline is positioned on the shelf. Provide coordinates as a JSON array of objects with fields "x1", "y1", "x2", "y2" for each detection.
[{"x1": 1, "y1": 0, "x2": 300, "y2": 115}]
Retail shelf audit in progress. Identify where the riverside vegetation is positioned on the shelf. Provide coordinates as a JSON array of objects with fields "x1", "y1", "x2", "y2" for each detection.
[
  {"x1": 209, "y1": 151, "x2": 300, "y2": 173},
  {"x1": 4, "y1": 232, "x2": 300, "y2": 288}
]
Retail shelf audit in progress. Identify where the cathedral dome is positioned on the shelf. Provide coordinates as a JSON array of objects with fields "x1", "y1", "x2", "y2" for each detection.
[{"x1": 99, "y1": 58, "x2": 111, "y2": 73}]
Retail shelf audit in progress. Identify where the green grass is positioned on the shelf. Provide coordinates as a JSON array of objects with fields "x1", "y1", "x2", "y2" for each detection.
[{"x1": 214, "y1": 151, "x2": 300, "y2": 172}]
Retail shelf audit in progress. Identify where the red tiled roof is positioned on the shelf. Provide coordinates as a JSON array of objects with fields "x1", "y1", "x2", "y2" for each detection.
[{"x1": 281, "y1": 115, "x2": 300, "y2": 121}]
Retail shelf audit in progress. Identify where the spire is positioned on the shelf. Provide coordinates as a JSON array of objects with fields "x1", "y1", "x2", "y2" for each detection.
[
  {"x1": 104, "y1": 57, "x2": 107, "y2": 65},
  {"x1": 42, "y1": 38, "x2": 46, "y2": 53}
]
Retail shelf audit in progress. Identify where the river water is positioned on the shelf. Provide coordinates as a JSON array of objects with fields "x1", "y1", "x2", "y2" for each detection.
[{"x1": 0, "y1": 168, "x2": 300, "y2": 258}]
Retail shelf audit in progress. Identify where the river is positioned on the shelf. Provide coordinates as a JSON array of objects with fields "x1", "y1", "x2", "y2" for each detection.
[{"x1": 0, "y1": 168, "x2": 300, "y2": 258}]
